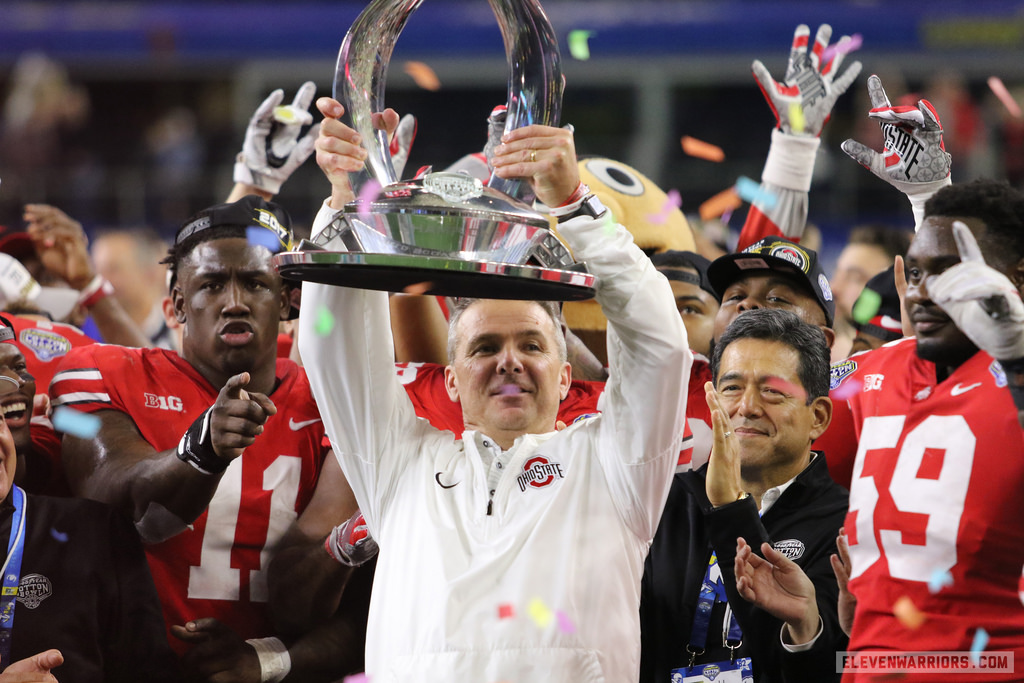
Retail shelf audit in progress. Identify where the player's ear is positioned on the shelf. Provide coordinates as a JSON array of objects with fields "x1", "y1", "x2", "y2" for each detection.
[{"x1": 171, "y1": 285, "x2": 186, "y2": 324}]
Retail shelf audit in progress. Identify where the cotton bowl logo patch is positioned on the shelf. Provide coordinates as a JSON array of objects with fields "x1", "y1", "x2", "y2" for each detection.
[
  {"x1": 772, "y1": 539, "x2": 805, "y2": 561},
  {"x1": 517, "y1": 455, "x2": 565, "y2": 492},
  {"x1": 19, "y1": 328, "x2": 71, "y2": 363},
  {"x1": 830, "y1": 359, "x2": 857, "y2": 390},
  {"x1": 818, "y1": 273, "x2": 834, "y2": 302},
  {"x1": 17, "y1": 573, "x2": 51, "y2": 609},
  {"x1": 991, "y1": 360, "x2": 1008, "y2": 388}
]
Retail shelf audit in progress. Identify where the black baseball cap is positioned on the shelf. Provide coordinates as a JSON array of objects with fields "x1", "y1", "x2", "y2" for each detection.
[
  {"x1": 707, "y1": 236, "x2": 835, "y2": 327},
  {"x1": 851, "y1": 266, "x2": 902, "y2": 342},
  {"x1": 650, "y1": 250, "x2": 716, "y2": 299},
  {"x1": 173, "y1": 195, "x2": 298, "y2": 319}
]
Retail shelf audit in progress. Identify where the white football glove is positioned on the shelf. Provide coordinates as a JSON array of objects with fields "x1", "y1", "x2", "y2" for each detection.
[
  {"x1": 841, "y1": 75, "x2": 952, "y2": 228},
  {"x1": 927, "y1": 221, "x2": 1024, "y2": 360},
  {"x1": 325, "y1": 510, "x2": 378, "y2": 567},
  {"x1": 752, "y1": 24, "x2": 862, "y2": 137},
  {"x1": 234, "y1": 81, "x2": 320, "y2": 195},
  {"x1": 389, "y1": 113, "x2": 418, "y2": 180}
]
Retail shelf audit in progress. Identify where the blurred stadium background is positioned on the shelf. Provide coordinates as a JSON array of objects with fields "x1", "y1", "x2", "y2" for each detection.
[{"x1": 2, "y1": 0, "x2": 1024, "y2": 269}]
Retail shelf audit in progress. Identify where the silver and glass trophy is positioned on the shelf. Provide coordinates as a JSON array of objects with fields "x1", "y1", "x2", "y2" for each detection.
[{"x1": 274, "y1": 0, "x2": 595, "y2": 300}]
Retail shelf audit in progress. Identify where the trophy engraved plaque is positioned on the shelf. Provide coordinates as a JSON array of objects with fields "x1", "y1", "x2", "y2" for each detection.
[{"x1": 274, "y1": 0, "x2": 596, "y2": 301}]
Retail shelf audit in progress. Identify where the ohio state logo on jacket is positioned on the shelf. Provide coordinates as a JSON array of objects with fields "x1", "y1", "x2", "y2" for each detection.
[{"x1": 517, "y1": 455, "x2": 565, "y2": 492}]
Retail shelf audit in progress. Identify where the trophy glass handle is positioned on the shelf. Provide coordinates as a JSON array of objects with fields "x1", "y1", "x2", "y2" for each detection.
[{"x1": 335, "y1": 0, "x2": 563, "y2": 200}]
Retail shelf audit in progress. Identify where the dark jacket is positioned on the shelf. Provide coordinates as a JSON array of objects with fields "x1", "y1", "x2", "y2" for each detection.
[
  {"x1": 1, "y1": 492, "x2": 180, "y2": 682},
  {"x1": 640, "y1": 453, "x2": 849, "y2": 682}
]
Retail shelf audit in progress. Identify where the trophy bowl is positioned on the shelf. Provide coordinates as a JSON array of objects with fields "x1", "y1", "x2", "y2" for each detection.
[
  {"x1": 275, "y1": 172, "x2": 596, "y2": 301},
  {"x1": 273, "y1": 0, "x2": 595, "y2": 301}
]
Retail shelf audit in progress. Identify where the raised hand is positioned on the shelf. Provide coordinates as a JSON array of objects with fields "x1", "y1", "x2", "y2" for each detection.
[
  {"x1": 829, "y1": 528, "x2": 856, "y2": 636},
  {"x1": 490, "y1": 124, "x2": 580, "y2": 208},
  {"x1": 927, "y1": 221, "x2": 1024, "y2": 360},
  {"x1": 210, "y1": 372, "x2": 277, "y2": 462},
  {"x1": 752, "y1": 24, "x2": 862, "y2": 137},
  {"x1": 326, "y1": 509, "x2": 378, "y2": 567},
  {"x1": 842, "y1": 75, "x2": 951, "y2": 191},
  {"x1": 22, "y1": 204, "x2": 94, "y2": 289},
  {"x1": 735, "y1": 537, "x2": 820, "y2": 644},
  {"x1": 234, "y1": 82, "x2": 321, "y2": 196},
  {"x1": 704, "y1": 381, "x2": 744, "y2": 507}
]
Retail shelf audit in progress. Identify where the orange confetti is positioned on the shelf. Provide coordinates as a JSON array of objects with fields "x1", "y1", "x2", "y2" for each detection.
[
  {"x1": 404, "y1": 61, "x2": 441, "y2": 91},
  {"x1": 402, "y1": 281, "x2": 433, "y2": 296},
  {"x1": 892, "y1": 595, "x2": 927, "y2": 630},
  {"x1": 698, "y1": 187, "x2": 742, "y2": 221},
  {"x1": 681, "y1": 136, "x2": 725, "y2": 163}
]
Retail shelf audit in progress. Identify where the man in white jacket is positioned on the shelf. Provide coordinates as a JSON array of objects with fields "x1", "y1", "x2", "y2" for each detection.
[{"x1": 298, "y1": 97, "x2": 691, "y2": 682}]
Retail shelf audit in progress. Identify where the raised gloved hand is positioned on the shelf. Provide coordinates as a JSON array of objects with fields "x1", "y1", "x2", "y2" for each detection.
[
  {"x1": 927, "y1": 221, "x2": 1024, "y2": 361},
  {"x1": 841, "y1": 75, "x2": 952, "y2": 228},
  {"x1": 325, "y1": 510, "x2": 378, "y2": 567},
  {"x1": 753, "y1": 24, "x2": 862, "y2": 137},
  {"x1": 234, "y1": 81, "x2": 320, "y2": 195}
]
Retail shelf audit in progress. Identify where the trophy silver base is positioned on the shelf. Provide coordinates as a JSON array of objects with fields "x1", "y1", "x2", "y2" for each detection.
[{"x1": 275, "y1": 251, "x2": 596, "y2": 301}]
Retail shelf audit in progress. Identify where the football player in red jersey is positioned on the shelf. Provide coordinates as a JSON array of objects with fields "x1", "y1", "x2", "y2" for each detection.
[{"x1": 49, "y1": 194, "x2": 365, "y2": 682}]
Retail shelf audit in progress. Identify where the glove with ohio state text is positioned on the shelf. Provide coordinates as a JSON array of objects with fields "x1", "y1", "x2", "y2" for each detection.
[
  {"x1": 927, "y1": 221, "x2": 1024, "y2": 361},
  {"x1": 841, "y1": 75, "x2": 952, "y2": 228},
  {"x1": 234, "y1": 81, "x2": 320, "y2": 195},
  {"x1": 753, "y1": 23, "x2": 862, "y2": 137},
  {"x1": 325, "y1": 510, "x2": 378, "y2": 567}
]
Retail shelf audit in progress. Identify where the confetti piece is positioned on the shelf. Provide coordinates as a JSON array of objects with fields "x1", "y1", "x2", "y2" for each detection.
[
  {"x1": 527, "y1": 597, "x2": 554, "y2": 628},
  {"x1": 343, "y1": 674, "x2": 369, "y2": 683},
  {"x1": 402, "y1": 281, "x2": 433, "y2": 296},
  {"x1": 52, "y1": 406, "x2": 101, "y2": 439},
  {"x1": 556, "y1": 609, "x2": 576, "y2": 633},
  {"x1": 272, "y1": 104, "x2": 312, "y2": 126},
  {"x1": 681, "y1": 136, "x2": 725, "y2": 163},
  {"x1": 49, "y1": 528, "x2": 68, "y2": 543},
  {"x1": 734, "y1": 176, "x2": 778, "y2": 209},
  {"x1": 892, "y1": 595, "x2": 926, "y2": 630},
  {"x1": 646, "y1": 189, "x2": 683, "y2": 225},
  {"x1": 970, "y1": 627, "x2": 989, "y2": 666},
  {"x1": 699, "y1": 187, "x2": 742, "y2": 221},
  {"x1": 851, "y1": 288, "x2": 882, "y2": 325},
  {"x1": 567, "y1": 30, "x2": 594, "y2": 60},
  {"x1": 498, "y1": 603, "x2": 515, "y2": 619},
  {"x1": 720, "y1": 208, "x2": 734, "y2": 226},
  {"x1": 246, "y1": 226, "x2": 283, "y2": 253},
  {"x1": 357, "y1": 180, "x2": 382, "y2": 219},
  {"x1": 988, "y1": 76, "x2": 1022, "y2": 118},
  {"x1": 831, "y1": 377, "x2": 863, "y2": 401},
  {"x1": 404, "y1": 61, "x2": 441, "y2": 91},
  {"x1": 314, "y1": 306, "x2": 335, "y2": 336},
  {"x1": 927, "y1": 568, "x2": 954, "y2": 594},
  {"x1": 788, "y1": 102, "x2": 806, "y2": 134},
  {"x1": 821, "y1": 33, "x2": 864, "y2": 63}
]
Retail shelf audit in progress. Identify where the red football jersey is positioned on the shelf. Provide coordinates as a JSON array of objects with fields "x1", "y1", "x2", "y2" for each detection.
[
  {"x1": 50, "y1": 346, "x2": 328, "y2": 651},
  {"x1": 833, "y1": 338, "x2": 1024, "y2": 680},
  {"x1": 5, "y1": 314, "x2": 94, "y2": 392}
]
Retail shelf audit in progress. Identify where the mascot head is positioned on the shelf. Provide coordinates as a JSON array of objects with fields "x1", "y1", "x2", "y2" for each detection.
[{"x1": 562, "y1": 157, "x2": 695, "y2": 366}]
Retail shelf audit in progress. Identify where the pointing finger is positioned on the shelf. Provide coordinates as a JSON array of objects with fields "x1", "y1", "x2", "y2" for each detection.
[{"x1": 951, "y1": 220, "x2": 986, "y2": 264}]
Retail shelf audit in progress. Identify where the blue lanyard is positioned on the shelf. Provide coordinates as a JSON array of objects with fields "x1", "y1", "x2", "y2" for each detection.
[
  {"x1": 688, "y1": 551, "x2": 743, "y2": 654},
  {"x1": 0, "y1": 486, "x2": 27, "y2": 665}
]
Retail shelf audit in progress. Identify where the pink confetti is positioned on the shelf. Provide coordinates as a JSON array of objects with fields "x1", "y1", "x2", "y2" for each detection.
[
  {"x1": 720, "y1": 208, "x2": 734, "y2": 226},
  {"x1": 988, "y1": 76, "x2": 1022, "y2": 118},
  {"x1": 343, "y1": 675, "x2": 369, "y2": 683},
  {"x1": 646, "y1": 189, "x2": 683, "y2": 225},
  {"x1": 831, "y1": 377, "x2": 863, "y2": 401},
  {"x1": 821, "y1": 33, "x2": 863, "y2": 64},
  {"x1": 556, "y1": 609, "x2": 576, "y2": 633},
  {"x1": 357, "y1": 179, "x2": 383, "y2": 227},
  {"x1": 498, "y1": 603, "x2": 515, "y2": 619}
]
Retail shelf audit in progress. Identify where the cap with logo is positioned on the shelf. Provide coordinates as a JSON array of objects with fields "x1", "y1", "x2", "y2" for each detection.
[
  {"x1": 173, "y1": 195, "x2": 298, "y2": 320},
  {"x1": 851, "y1": 266, "x2": 902, "y2": 343},
  {"x1": 707, "y1": 236, "x2": 835, "y2": 327}
]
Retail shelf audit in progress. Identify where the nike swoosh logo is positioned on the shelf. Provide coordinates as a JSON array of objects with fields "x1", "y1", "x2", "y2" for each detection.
[
  {"x1": 435, "y1": 472, "x2": 459, "y2": 489},
  {"x1": 289, "y1": 417, "x2": 322, "y2": 431},
  {"x1": 950, "y1": 382, "x2": 982, "y2": 396}
]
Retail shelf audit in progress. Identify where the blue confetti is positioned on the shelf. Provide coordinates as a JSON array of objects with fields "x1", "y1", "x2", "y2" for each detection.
[
  {"x1": 52, "y1": 406, "x2": 101, "y2": 439},
  {"x1": 50, "y1": 528, "x2": 68, "y2": 543},
  {"x1": 246, "y1": 226, "x2": 283, "y2": 253},
  {"x1": 927, "y1": 568, "x2": 953, "y2": 594},
  {"x1": 734, "y1": 176, "x2": 778, "y2": 209},
  {"x1": 970, "y1": 627, "x2": 989, "y2": 666}
]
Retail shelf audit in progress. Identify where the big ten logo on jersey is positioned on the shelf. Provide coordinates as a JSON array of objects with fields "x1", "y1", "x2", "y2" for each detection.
[
  {"x1": 395, "y1": 362, "x2": 425, "y2": 385},
  {"x1": 144, "y1": 393, "x2": 184, "y2": 412},
  {"x1": 863, "y1": 374, "x2": 884, "y2": 392}
]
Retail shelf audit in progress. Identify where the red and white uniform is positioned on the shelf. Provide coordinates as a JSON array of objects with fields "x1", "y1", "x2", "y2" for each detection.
[
  {"x1": 5, "y1": 314, "x2": 94, "y2": 391},
  {"x1": 50, "y1": 346, "x2": 328, "y2": 650},
  {"x1": 398, "y1": 361, "x2": 702, "y2": 471},
  {"x1": 832, "y1": 338, "x2": 1024, "y2": 680}
]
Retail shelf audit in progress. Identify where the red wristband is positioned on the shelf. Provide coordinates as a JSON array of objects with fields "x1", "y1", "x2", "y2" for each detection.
[
  {"x1": 556, "y1": 182, "x2": 589, "y2": 208},
  {"x1": 77, "y1": 275, "x2": 114, "y2": 309}
]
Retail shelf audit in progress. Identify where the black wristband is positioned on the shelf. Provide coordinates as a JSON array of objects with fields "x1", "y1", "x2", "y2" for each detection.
[{"x1": 176, "y1": 408, "x2": 228, "y2": 475}]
